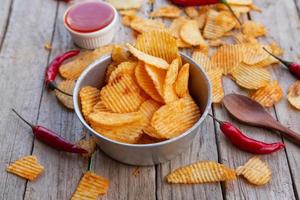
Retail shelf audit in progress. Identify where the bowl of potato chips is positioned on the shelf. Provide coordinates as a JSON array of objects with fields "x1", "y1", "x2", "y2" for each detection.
[{"x1": 73, "y1": 31, "x2": 211, "y2": 165}]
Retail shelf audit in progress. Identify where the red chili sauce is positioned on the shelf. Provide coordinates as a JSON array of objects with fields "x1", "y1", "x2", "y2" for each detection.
[{"x1": 65, "y1": 2, "x2": 115, "y2": 33}]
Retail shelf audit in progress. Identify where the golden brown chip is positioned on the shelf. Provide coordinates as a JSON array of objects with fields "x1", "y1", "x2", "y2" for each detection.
[
  {"x1": 250, "y1": 81, "x2": 283, "y2": 107},
  {"x1": 207, "y1": 68, "x2": 224, "y2": 103},
  {"x1": 175, "y1": 63, "x2": 190, "y2": 98},
  {"x1": 59, "y1": 45, "x2": 114, "y2": 80},
  {"x1": 105, "y1": 63, "x2": 118, "y2": 83},
  {"x1": 108, "y1": 61, "x2": 137, "y2": 83},
  {"x1": 55, "y1": 80, "x2": 75, "y2": 109},
  {"x1": 135, "y1": 62, "x2": 164, "y2": 103},
  {"x1": 227, "y1": 0, "x2": 253, "y2": 5},
  {"x1": 92, "y1": 101, "x2": 111, "y2": 112},
  {"x1": 107, "y1": 0, "x2": 142, "y2": 10},
  {"x1": 130, "y1": 17, "x2": 166, "y2": 33},
  {"x1": 135, "y1": 30, "x2": 180, "y2": 64},
  {"x1": 76, "y1": 136, "x2": 97, "y2": 157},
  {"x1": 145, "y1": 64, "x2": 166, "y2": 97},
  {"x1": 236, "y1": 156, "x2": 271, "y2": 186},
  {"x1": 180, "y1": 20, "x2": 207, "y2": 47},
  {"x1": 216, "y1": 4, "x2": 251, "y2": 14},
  {"x1": 232, "y1": 63, "x2": 271, "y2": 89},
  {"x1": 127, "y1": 43, "x2": 169, "y2": 69},
  {"x1": 168, "y1": 17, "x2": 189, "y2": 39},
  {"x1": 121, "y1": 15, "x2": 137, "y2": 26},
  {"x1": 44, "y1": 42, "x2": 52, "y2": 51},
  {"x1": 119, "y1": 9, "x2": 138, "y2": 16},
  {"x1": 71, "y1": 171, "x2": 109, "y2": 200},
  {"x1": 163, "y1": 58, "x2": 179, "y2": 103},
  {"x1": 151, "y1": 96, "x2": 201, "y2": 139},
  {"x1": 243, "y1": 44, "x2": 269, "y2": 65},
  {"x1": 88, "y1": 111, "x2": 143, "y2": 126},
  {"x1": 100, "y1": 74, "x2": 146, "y2": 113},
  {"x1": 287, "y1": 81, "x2": 300, "y2": 110},
  {"x1": 194, "y1": 9, "x2": 207, "y2": 29},
  {"x1": 192, "y1": 51, "x2": 215, "y2": 72},
  {"x1": 208, "y1": 39, "x2": 224, "y2": 47},
  {"x1": 233, "y1": 33, "x2": 258, "y2": 44},
  {"x1": 250, "y1": 56, "x2": 278, "y2": 68},
  {"x1": 166, "y1": 161, "x2": 236, "y2": 184},
  {"x1": 267, "y1": 42, "x2": 284, "y2": 56},
  {"x1": 6, "y1": 155, "x2": 44, "y2": 181},
  {"x1": 184, "y1": 7, "x2": 199, "y2": 18},
  {"x1": 150, "y1": 5, "x2": 182, "y2": 18},
  {"x1": 79, "y1": 86, "x2": 101, "y2": 120},
  {"x1": 242, "y1": 21, "x2": 267, "y2": 38},
  {"x1": 111, "y1": 45, "x2": 130, "y2": 64}
]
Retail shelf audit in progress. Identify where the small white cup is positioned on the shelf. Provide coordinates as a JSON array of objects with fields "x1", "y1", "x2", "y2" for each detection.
[{"x1": 63, "y1": 1, "x2": 118, "y2": 49}]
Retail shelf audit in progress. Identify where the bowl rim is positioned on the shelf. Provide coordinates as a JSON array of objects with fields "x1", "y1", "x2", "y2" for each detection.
[{"x1": 73, "y1": 53, "x2": 212, "y2": 148}]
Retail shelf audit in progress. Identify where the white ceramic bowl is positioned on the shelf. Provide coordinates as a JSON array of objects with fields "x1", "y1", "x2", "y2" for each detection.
[{"x1": 63, "y1": 1, "x2": 118, "y2": 49}]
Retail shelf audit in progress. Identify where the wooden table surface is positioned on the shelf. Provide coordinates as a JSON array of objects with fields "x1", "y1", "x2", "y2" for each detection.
[{"x1": 0, "y1": 0, "x2": 300, "y2": 199}]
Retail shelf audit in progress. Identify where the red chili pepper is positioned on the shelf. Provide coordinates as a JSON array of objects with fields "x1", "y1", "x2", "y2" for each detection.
[
  {"x1": 12, "y1": 109, "x2": 87, "y2": 154},
  {"x1": 170, "y1": 0, "x2": 241, "y2": 25},
  {"x1": 208, "y1": 114, "x2": 285, "y2": 154},
  {"x1": 45, "y1": 50, "x2": 80, "y2": 96},
  {"x1": 263, "y1": 47, "x2": 300, "y2": 80}
]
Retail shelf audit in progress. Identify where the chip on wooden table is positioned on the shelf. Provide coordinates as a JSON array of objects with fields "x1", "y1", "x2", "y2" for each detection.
[
  {"x1": 145, "y1": 64, "x2": 166, "y2": 97},
  {"x1": 169, "y1": 17, "x2": 188, "y2": 39},
  {"x1": 71, "y1": 171, "x2": 109, "y2": 200},
  {"x1": 6, "y1": 155, "x2": 44, "y2": 181},
  {"x1": 232, "y1": 63, "x2": 271, "y2": 89},
  {"x1": 216, "y1": 4, "x2": 251, "y2": 15},
  {"x1": 243, "y1": 44, "x2": 270, "y2": 65},
  {"x1": 175, "y1": 63, "x2": 190, "y2": 98},
  {"x1": 135, "y1": 62, "x2": 164, "y2": 103},
  {"x1": 207, "y1": 68, "x2": 224, "y2": 103},
  {"x1": 287, "y1": 81, "x2": 300, "y2": 110},
  {"x1": 135, "y1": 30, "x2": 179, "y2": 64},
  {"x1": 242, "y1": 21, "x2": 267, "y2": 38},
  {"x1": 268, "y1": 42, "x2": 284, "y2": 56},
  {"x1": 111, "y1": 45, "x2": 130, "y2": 64},
  {"x1": 250, "y1": 81, "x2": 283, "y2": 108},
  {"x1": 59, "y1": 45, "x2": 114, "y2": 80},
  {"x1": 130, "y1": 17, "x2": 166, "y2": 33},
  {"x1": 55, "y1": 80, "x2": 75, "y2": 109},
  {"x1": 107, "y1": 0, "x2": 142, "y2": 10},
  {"x1": 163, "y1": 58, "x2": 179, "y2": 103},
  {"x1": 180, "y1": 20, "x2": 207, "y2": 47},
  {"x1": 119, "y1": 9, "x2": 138, "y2": 16},
  {"x1": 166, "y1": 161, "x2": 236, "y2": 184},
  {"x1": 79, "y1": 86, "x2": 101, "y2": 120},
  {"x1": 88, "y1": 111, "x2": 143, "y2": 126},
  {"x1": 126, "y1": 43, "x2": 169, "y2": 69},
  {"x1": 100, "y1": 74, "x2": 146, "y2": 113},
  {"x1": 151, "y1": 96, "x2": 201, "y2": 139},
  {"x1": 150, "y1": 5, "x2": 182, "y2": 18},
  {"x1": 192, "y1": 51, "x2": 215, "y2": 72},
  {"x1": 236, "y1": 156, "x2": 271, "y2": 186},
  {"x1": 226, "y1": 0, "x2": 253, "y2": 5},
  {"x1": 233, "y1": 32, "x2": 258, "y2": 44},
  {"x1": 76, "y1": 136, "x2": 97, "y2": 157},
  {"x1": 108, "y1": 61, "x2": 137, "y2": 83},
  {"x1": 121, "y1": 15, "x2": 137, "y2": 27}
]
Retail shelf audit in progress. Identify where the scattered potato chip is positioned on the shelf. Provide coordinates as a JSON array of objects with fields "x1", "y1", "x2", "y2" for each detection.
[
  {"x1": 227, "y1": 0, "x2": 253, "y2": 5},
  {"x1": 250, "y1": 81, "x2": 283, "y2": 107},
  {"x1": 243, "y1": 44, "x2": 269, "y2": 65},
  {"x1": 59, "y1": 45, "x2": 114, "y2": 80},
  {"x1": 287, "y1": 81, "x2": 300, "y2": 110},
  {"x1": 119, "y1": 9, "x2": 138, "y2": 16},
  {"x1": 130, "y1": 17, "x2": 166, "y2": 33},
  {"x1": 79, "y1": 86, "x2": 101, "y2": 120},
  {"x1": 145, "y1": 64, "x2": 166, "y2": 97},
  {"x1": 127, "y1": 43, "x2": 169, "y2": 69},
  {"x1": 108, "y1": 61, "x2": 137, "y2": 83},
  {"x1": 267, "y1": 42, "x2": 283, "y2": 56},
  {"x1": 55, "y1": 80, "x2": 75, "y2": 109},
  {"x1": 121, "y1": 15, "x2": 137, "y2": 26},
  {"x1": 163, "y1": 59, "x2": 179, "y2": 103},
  {"x1": 105, "y1": 63, "x2": 118, "y2": 82},
  {"x1": 184, "y1": 7, "x2": 199, "y2": 18},
  {"x1": 135, "y1": 62, "x2": 164, "y2": 103},
  {"x1": 180, "y1": 20, "x2": 207, "y2": 47},
  {"x1": 236, "y1": 156, "x2": 271, "y2": 186},
  {"x1": 166, "y1": 161, "x2": 236, "y2": 184},
  {"x1": 250, "y1": 55, "x2": 278, "y2": 68},
  {"x1": 207, "y1": 68, "x2": 224, "y2": 103},
  {"x1": 216, "y1": 4, "x2": 251, "y2": 15},
  {"x1": 6, "y1": 155, "x2": 44, "y2": 181},
  {"x1": 242, "y1": 21, "x2": 267, "y2": 38},
  {"x1": 44, "y1": 42, "x2": 52, "y2": 51},
  {"x1": 150, "y1": 5, "x2": 182, "y2": 18},
  {"x1": 107, "y1": 0, "x2": 142, "y2": 10},
  {"x1": 175, "y1": 63, "x2": 190, "y2": 98},
  {"x1": 100, "y1": 74, "x2": 146, "y2": 113},
  {"x1": 77, "y1": 136, "x2": 97, "y2": 157},
  {"x1": 92, "y1": 101, "x2": 111, "y2": 112},
  {"x1": 112, "y1": 45, "x2": 130, "y2": 64},
  {"x1": 151, "y1": 96, "x2": 201, "y2": 138},
  {"x1": 135, "y1": 30, "x2": 179, "y2": 64},
  {"x1": 71, "y1": 171, "x2": 109, "y2": 200},
  {"x1": 232, "y1": 63, "x2": 271, "y2": 89},
  {"x1": 176, "y1": 39, "x2": 192, "y2": 48},
  {"x1": 88, "y1": 111, "x2": 143, "y2": 126},
  {"x1": 233, "y1": 32, "x2": 258, "y2": 44},
  {"x1": 192, "y1": 51, "x2": 215, "y2": 71},
  {"x1": 168, "y1": 17, "x2": 188, "y2": 38}
]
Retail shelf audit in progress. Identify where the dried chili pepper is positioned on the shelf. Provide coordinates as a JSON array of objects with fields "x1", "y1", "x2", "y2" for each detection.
[
  {"x1": 263, "y1": 47, "x2": 300, "y2": 80},
  {"x1": 12, "y1": 109, "x2": 87, "y2": 154},
  {"x1": 208, "y1": 114, "x2": 285, "y2": 154},
  {"x1": 170, "y1": 0, "x2": 241, "y2": 25},
  {"x1": 45, "y1": 50, "x2": 80, "y2": 96}
]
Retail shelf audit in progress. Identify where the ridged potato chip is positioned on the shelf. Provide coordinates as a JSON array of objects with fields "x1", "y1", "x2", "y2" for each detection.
[
  {"x1": 6, "y1": 155, "x2": 44, "y2": 181},
  {"x1": 100, "y1": 74, "x2": 146, "y2": 113},
  {"x1": 105, "y1": 63, "x2": 118, "y2": 82},
  {"x1": 232, "y1": 63, "x2": 271, "y2": 89},
  {"x1": 130, "y1": 17, "x2": 166, "y2": 33},
  {"x1": 175, "y1": 63, "x2": 190, "y2": 98},
  {"x1": 192, "y1": 51, "x2": 215, "y2": 72},
  {"x1": 250, "y1": 81, "x2": 283, "y2": 107},
  {"x1": 108, "y1": 61, "x2": 137, "y2": 83},
  {"x1": 127, "y1": 43, "x2": 169, "y2": 69},
  {"x1": 216, "y1": 4, "x2": 251, "y2": 14},
  {"x1": 268, "y1": 42, "x2": 283, "y2": 56},
  {"x1": 135, "y1": 62, "x2": 164, "y2": 103},
  {"x1": 59, "y1": 45, "x2": 114, "y2": 80},
  {"x1": 180, "y1": 20, "x2": 207, "y2": 47},
  {"x1": 111, "y1": 45, "x2": 130, "y2": 64},
  {"x1": 207, "y1": 68, "x2": 224, "y2": 103},
  {"x1": 287, "y1": 81, "x2": 300, "y2": 110},
  {"x1": 121, "y1": 15, "x2": 137, "y2": 27},
  {"x1": 250, "y1": 56, "x2": 278, "y2": 68},
  {"x1": 242, "y1": 21, "x2": 267, "y2": 38},
  {"x1": 107, "y1": 0, "x2": 142, "y2": 10},
  {"x1": 184, "y1": 7, "x2": 199, "y2": 18},
  {"x1": 166, "y1": 161, "x2": 236, "y2": 184},
  {"x1": 135, "y1": 30, "x2": 179, "y2": 64},
  {"x1": 150, "y1": 5, "x2": 182, "y2": 18},
  {"x1": 243, "y1": 44, "x2": 269, "y2": 65},
  {"x1": 236, "y1": 156, "x2": 271, "y2": 186},
  {"x1": 163, "y1": 59, "x2": 179, "y2": 103},
  {"x1": 79, "y1": 86, "x2": 101, "y2": 120},
  {"x1": 119, "y1": 9, "x2": 138, "y2": 16},
  {"x1": 76, "y1": 136, "x2": 97, "y2": 157},
  {"x1": 71, "y1": 171, "x2": 109, "y2": 200},
  {"x1": 88, "y1": 111, "x2": 143, "y2": 126},
  {"x1": 169, "y1": 17, "x2": 188, "y2": 39},
  {"x1": 92, "y1": 101, "x2": 111, "y2": 112},
  {"x1": 227, "y1": 0, "x2": 253, "y2": 5},
  {"x1": 208, "y1": 39, "x2": 224, "y2": 47},
  {"x1": 145, "y1": 64, "x2": 166, "y2": 97},
  {"x1": 55, "y1": 80, "x2": 75, "y2": 109},
  {"x1": 234, "y1": 33, "x2": 258, "y2": 44},
  {"x1": 151, "y1": 96, "x2": 201, "y2": 139}
]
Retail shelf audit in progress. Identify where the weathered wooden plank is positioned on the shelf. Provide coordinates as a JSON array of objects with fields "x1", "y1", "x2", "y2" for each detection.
[
  {"x1": 251, "y1": 0, "x2": 300, "y2": 197},
  {"x1": 0, "y1": 0, "x2": 12, "y2": 47},
  {"x1": 0, "y1": 0, "x2": 57, "y2": 199}
]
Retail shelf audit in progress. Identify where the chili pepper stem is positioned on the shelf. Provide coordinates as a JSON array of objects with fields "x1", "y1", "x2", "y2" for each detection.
[
  {"x1": 47, "y1": 82, "x2": 73, "y2": 97},
  {"x1": 222, "y1": 1, "x2": 242, "y2": 25},
  {"x1": 208, "y1": 113, "x2": 223, "y2": 125},
  {"x1": 263, "y1": 47, "x2": 291, "y2": 67},
  {"x1": 11, "y1": 109, "x2": 34, "y2": 128},
  {"x1": 88, "y1": 157, "x2": 93, "y2": 171}
]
